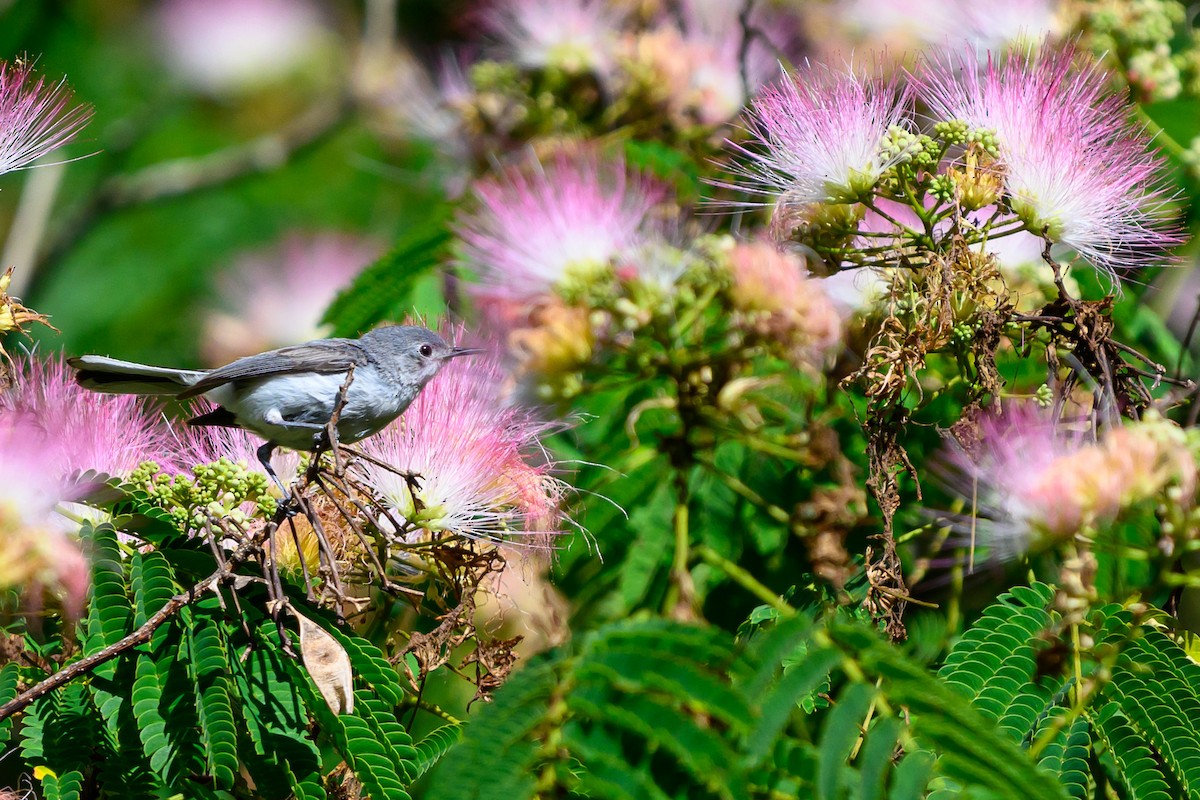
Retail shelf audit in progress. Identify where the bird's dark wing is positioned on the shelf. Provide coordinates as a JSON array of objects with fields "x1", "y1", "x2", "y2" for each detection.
[
  {"x1": 177, "y1": 339, "x2": 369, "y2": 399},
  {"x1": 186, "y1": 406, "x2": 240, "y2": 428}
]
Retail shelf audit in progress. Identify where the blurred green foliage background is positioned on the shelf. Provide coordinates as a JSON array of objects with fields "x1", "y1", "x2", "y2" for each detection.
[{"x1": 0, "y1": 0, "x2": 456, "y2": 365}]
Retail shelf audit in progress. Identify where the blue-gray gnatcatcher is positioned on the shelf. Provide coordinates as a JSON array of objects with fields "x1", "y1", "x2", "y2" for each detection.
[{"x1": 69, "y1": 325, "x2": 481, "y2": 482}]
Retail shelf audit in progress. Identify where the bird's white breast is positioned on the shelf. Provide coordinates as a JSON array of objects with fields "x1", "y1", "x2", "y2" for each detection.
[{"x1": 212, "y1": 370, "x2": 418, "y2": 451}]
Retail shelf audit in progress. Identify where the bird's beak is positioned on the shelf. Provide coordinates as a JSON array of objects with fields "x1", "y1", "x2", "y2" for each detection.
[{"x1": 448, "y1": 347, "x2": 485, "y2": 359}]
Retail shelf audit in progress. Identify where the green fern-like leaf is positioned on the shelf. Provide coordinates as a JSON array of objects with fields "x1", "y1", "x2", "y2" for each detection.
[
  {"x1": 1091, "y1": 701, "x2": 1174, "y2": 800},
  {"x1": 40, "y1": 769, "x2": 84, "y2": 800},
  {"x1": 1035, "y1": 715, "x2": 1090, "y2": 799},
  {"x1": 20, "y1": 681, "x2": 104, "y2": 780},
  {"x1": 353, "y1": 691, "x2": 419, "y2": 782},
  {"x1": 1110, "y1": 665, "x2": 1200, "y2": 796},
  {"x1": 82, "y1": 523, "x2": 133, "y2": 665},
  {"x1": 613, "y1": 482, "x2": 675, "y2": 613},
  {"x1": 189, "y1": 618, "x2": 239, "y2": 790},
  {"x1": 132, "y1": 649, "x2": 193, "y2": 781},
  {"x1": 742, "y1": 641, "x2": 838, "y2": 764},
  {"x1": 817, "y1": 681, "x2": 875, "y2": 800},
  {"x1": 569, "y1": 682, "x2": 748, "y2": 799},
  {"x1": 233, "y1": 629, "x2": 323, "y2": 799},
  {"x1": 0, "y1": 663, "x2": 19, "y2": 746},
  {"x1": 580, "y1": 641, "x2": 751, "y2": 730},
  {"x1": 411, "y1": 724, "x2": 462, "y2": 782},
  {"x1": 279, "y1": 649, "x2": 411, "y2": 800},
  {"x1": 425, "y1": 657, "x2": 556, "y2": 800},
  {"x1": 130, "y1": 551, "x2": 179, "y2": 632},
  {"x1": 888, "y1": 750, "x2": 936, "y2": 800},
  {"x1": 858, "y1": 716, "x2": 904, "y2": 800},
  {"x1": 323, "y1": 214, "x2": 451, "y2": 338},
  {"x1": 938, "y1": 583, "x2": 1056, "y2": 722},
  {"x1": 334, "y1": 714, "x2": 414, "y2": 800},
  {"x1": 564, "y1": 737, "x2": 673, "y2": 800},
  {"x1": 834, "y1": 623, "x2": 1070, "y2": 800}
]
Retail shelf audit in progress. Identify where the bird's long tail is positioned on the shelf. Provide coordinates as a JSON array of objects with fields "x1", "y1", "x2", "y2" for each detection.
[{"x1": 68, "y1": 355, "x2": 207, "y2": 396}]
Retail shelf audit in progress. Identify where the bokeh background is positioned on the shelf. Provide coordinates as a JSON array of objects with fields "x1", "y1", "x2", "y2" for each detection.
[{"x1": 1, "y1": 0, "x2": 475, "y2": 367}]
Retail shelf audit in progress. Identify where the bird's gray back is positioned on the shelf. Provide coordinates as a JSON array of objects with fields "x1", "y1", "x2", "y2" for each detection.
[{"x1": 178, "y1": 338, "x2": 369, "y2": 399}]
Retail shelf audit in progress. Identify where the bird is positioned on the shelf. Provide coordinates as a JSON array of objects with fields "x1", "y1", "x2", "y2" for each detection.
[{"x1": 69, "y1": 325, "x2": 481, "y2": 486}]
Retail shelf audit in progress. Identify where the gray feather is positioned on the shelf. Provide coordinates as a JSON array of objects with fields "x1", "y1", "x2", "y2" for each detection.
[
  {"x1": 68, "y1": 355, "x2": 205, "y2": 396},
  {"x1": 176, "y1": 339, "x2": 369, "y2": 399}
]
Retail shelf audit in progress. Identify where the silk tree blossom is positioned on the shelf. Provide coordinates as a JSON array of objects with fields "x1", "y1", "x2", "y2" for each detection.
[
  {"x1": 918, "y1": 44, "x2": 1180, "y2": 279},
  {"x1": 628, "y1": 0, "x2": 798, "y2": 126},
  {"x1": 727, "y1": 240, "x2": 843, "y2": 365},
  {"x1": 0, "y1": 60, "x2": 92, "y2": 176},
  {"x1": 155, "y1": 0, "x2": 331, "y2": 95},
  {"x1": 202, "y1": 231, "x2": 383, "y2": 365},
  {"x1": 938, "y1": 406, "x2": 1197, "y2": 564},
  {"x1": 0, "y1": 420, "x2": 89, "y2": 616},
  {"x1": 0, "y1": 354, "x2": 173, "y2": 614},
  {"x1": 729, "y1": 61, "x2": 912, "y2": 218},
  {"x1": 813, "y1": 0, "x2": 1060, "y2": 55},
  {"x1": 0, "y1": 354, "x2": 178, "y2": 480},
  {"x1": 485, "y1": 0, "x2": 626, "y2": 80},
  {"x1": 353, "y1": 348, "x2": 565, "y2": 549},
  {"x1": 455, "y1": 151, "x2": 668, "y2": 304},
  {"x1": 939, "y1": 405, "x2": 1098, "y2": 562}
]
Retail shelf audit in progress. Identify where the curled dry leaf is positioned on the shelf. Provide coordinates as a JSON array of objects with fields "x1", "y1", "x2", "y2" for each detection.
[{"x1": 295, "y1": 610, "x2": 355, "y2": 715}]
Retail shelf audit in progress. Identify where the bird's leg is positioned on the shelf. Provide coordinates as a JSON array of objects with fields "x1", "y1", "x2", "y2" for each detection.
[{"x1": 257, "y1": 442, "x2": 292, "y2": 499}]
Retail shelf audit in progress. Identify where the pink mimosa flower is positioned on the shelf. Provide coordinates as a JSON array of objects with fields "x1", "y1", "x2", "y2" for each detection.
[
  {"x1": 918, "y1": 44, "x2": 1180, "y2": 279},
  {"x1": 631, "y1": 0, "x2": 800, "y2": 125},
  {"x1": 937, "y1": 404, "x2": 1099, "y2": 562},
  {"x1": 353, "y1": 344, "x2": 565, "y2": 548},
  {"x1": 0, "y1": 354, "x2": 177, "y2": 480},
  {"x1": 0, "y1": 60, "x2": 92, "y2": 175},
  {"x1": 485, "y1": 0, "x2": 626, "y2": 79},
  {"x1": 936, "y1": 406, "x2": 1196, "y2": 564},
  {"x1": 455, "y1": 151, "x2": 667, "y2": 303},
  {"x1": 728, "y1": 61, "x2": 912, "y2": 212},
  {"x1": 728, "y1": 240, "x2": 843, "y2": 363},
  {"x1": 0, "y1": 419, "x2": 89, "y2": 616}
]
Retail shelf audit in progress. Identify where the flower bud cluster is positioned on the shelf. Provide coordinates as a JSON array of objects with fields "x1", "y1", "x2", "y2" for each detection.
[
  {"x1": 130, "y1": 457, "x2": 277, "y2": 532},
  {"x1": 1075, "y1": 0, "x2": 1199, "y2": 102}
]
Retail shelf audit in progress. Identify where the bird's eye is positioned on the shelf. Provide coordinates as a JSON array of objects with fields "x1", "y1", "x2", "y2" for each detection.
[{"x1": 419, "y1": 344, "x2": 433, "y2": 358}]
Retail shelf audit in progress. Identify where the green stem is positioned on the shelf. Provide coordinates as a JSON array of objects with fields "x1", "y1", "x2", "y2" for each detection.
[
  {"x1": 663, "y1": 497, "x2": 691, "y2": 613},
  {"x1": 694, "y1": 544, "x2": 795, "y2": 616},
  {"x1": 670, "y1": 284, "x2": 720, "y2": 340},
  {"x1": 397, "y1": 697, "x2": 462, "y2": 725},
  {"x1": 697, "y1": 457, "x2": 791, "y2": 524}
]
